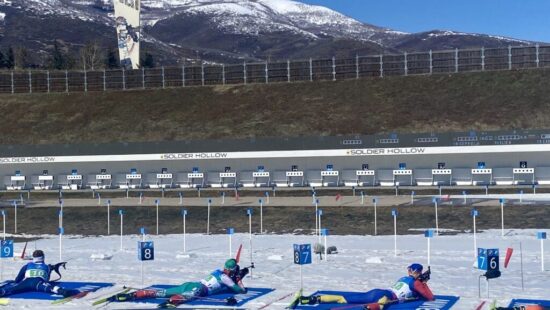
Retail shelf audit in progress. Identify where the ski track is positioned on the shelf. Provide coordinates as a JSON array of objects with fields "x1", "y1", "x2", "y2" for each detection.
[{"x1": 0, "y1": 230, "x2": 548, "y2": 309}]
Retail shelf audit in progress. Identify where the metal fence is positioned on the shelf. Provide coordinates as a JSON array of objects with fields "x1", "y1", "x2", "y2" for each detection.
[{"x1": 1, "y1": 44, "x2": 550, "y2": 94}]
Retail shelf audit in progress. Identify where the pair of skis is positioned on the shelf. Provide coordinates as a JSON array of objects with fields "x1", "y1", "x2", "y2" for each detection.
[
  {"x1": 285, "y1": 291, "x2": 417, "y2": 310},
  {"x1": 95, "y1": 244, "x2": 246, "y2": 308},
  {"x1": 158, "y1": 244, "x2": 245, "y2": 308}
]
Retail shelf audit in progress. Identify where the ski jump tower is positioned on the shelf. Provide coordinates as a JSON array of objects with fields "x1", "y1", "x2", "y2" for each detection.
[{"x1": 113, "y1": 0, "x2": 140, "y2": 69}]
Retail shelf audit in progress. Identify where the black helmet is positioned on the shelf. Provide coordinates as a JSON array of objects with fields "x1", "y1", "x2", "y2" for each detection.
[{"x1": 32, "y1": 250, "x2": 45, "y2": 262}]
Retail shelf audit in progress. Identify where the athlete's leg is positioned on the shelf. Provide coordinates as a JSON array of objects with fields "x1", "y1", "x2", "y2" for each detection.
[{"x1": 342, "y1": 289, "x2": 394, "y2": 304}]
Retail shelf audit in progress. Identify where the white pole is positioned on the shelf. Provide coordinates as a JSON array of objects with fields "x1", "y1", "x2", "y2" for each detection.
[
  {"x1": 156, "y1": 200, "x2": 159, "y2": 235},
  {"x1": 394, "y1": 214, "x2": 397, "y2": 256},
  {"x1": 179, "y1": 193, "x2": 183, "y2": 205},
  {"x1": 60, "y1": 201, "x2": 63, "y2": 228},
  {"x1": 98, "y1": 193, "x2": 101, "y2": 205},
  {"x1": 427, "y1": 237, "x2": 431, "y2": 265},
  {"x1": 59, "y1": 209, "x2": 63, "y2": 261},
  {"x1": 434, "y1": 199, "x2": 439, "y2": 236},
  {"x1": 500, "y1": 200, "x2": 505, "y2": 237},
  {"x1": 315, "y1": 199, "x2": 319, "y2": 235},
  {"x1": 107, "y1": 200, "x2": 110, "y2": 235},
  {"x1": 260, "y1": 199, "x2": 264, "y2": 234},
  {"x1": 248, "y1": 209, "x2": 253, "y2": 278},
  {"x1": 14, "y1": 201, "x2": 17, "y2": 234},
  {"x1": 2, "y1": 211, "x2": 5, "y2": 240},
  {"x1": 266, "y1": 192, "x2": 270, "y2": 204},
  {"x1": 120, "y1": 211, "x2": 123, "y2": 251},
  {"x1": 541, "y1": 239, "x2": 545, "y2": 272},
  {"x1": 300, "y1": 264, "x2": 303, "y2": 291},
  {"x1": 318, "y1": 211, "x2": 322, "y2": 243},
  {"x1": 411, "y1": 191, "x2": 414, "y2": 205},
  {"x1": 229, "y1": 232, "x2": 232, "y2": 257},
  {"x1": 361, "y1": 191, "x2": 364, "y2": 205},
  {"x1": 183, "y1": 210, "x2": 187, "y2": 253},
  {"x1": 222, "y1": 192, "x2": 225, "y2": 205},
  {"x1": 207, "y1": 199, "x2": 211, "y2": 235},
  {"x1": 324, "y1": 233, "x2": 328, "y2": 261},
  {"x1": 520, "y1": 241, "x2": 525, "y2": 290},
  {"x1": 473, "y1": 214, "x2": 477, "y2": 258},
  {"x1": 141, "y1": 229, "x2": 145, "y2": 286},
  {"x1": 59, "y1": 229, "x2": 62, "y2": 261},
  {"x1": 374, "y1": 199, "x2": 378, "y2": 236}
]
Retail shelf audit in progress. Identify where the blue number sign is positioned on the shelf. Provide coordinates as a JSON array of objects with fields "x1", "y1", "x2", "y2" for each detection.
[
  {"x1": 1, "y1": 240, "x2": 14, "y2": 258},
  {"x1": 477, "y1": 248, "x2": 499, "y2": 271},
  {"x1": 138, "y1": 241, "x2": 155, "y2": 261},
  {"x1": 425, "y1": 229, "x2": 434, "y2": 238},
  {"x1": 293, "y1": 244, "x2": 312, "y2": 265}
]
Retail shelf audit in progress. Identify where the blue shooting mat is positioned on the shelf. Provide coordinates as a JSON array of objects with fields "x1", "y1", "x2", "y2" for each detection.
[
  {"x1": 3, "y1": 281, "x2": 114, "y2": 300},
  {"x1": 295, "y1": 291, "x2": 459, "y2": 310},
  {"x1": 508, "y1": 299, "x2": 550, "y2": 308},
  {"x1": 131, "y1": 285, "x2": 274, "y2": 307}
]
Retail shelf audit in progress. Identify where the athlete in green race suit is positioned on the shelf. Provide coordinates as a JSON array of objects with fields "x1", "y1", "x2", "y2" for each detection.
[{"x1": 116, "y1": 258, "x2": 248, "y2": 303}]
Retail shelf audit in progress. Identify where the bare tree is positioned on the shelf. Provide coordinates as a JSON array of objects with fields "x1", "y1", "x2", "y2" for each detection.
[{"x1": 79, "y1": 41, "x2": 104, "y2": 71}]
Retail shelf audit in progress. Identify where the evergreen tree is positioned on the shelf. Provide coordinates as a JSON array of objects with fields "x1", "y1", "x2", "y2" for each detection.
[
  {"x1": 51, "y1": 41, "x2": 66, "y2": 70},
  {"x1": 142, "y1": 52, "x2": 154, "y2": 68},
  {"x1": 6, "y1": 47, "x2": 14, "y2": 69},
  {"x1": 14, "y1": 47, "x2": 30, "y2": 69},
  {"x1": 0, "y1": 50, "x2": 5, "y2": 69},
  {"x1": 105, "y1": 48, "x2": 119, "y2": 69}
]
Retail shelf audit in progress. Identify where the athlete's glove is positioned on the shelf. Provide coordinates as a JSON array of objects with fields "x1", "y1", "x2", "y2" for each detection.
[
  {"x1": 418, "y1": 266, "x2": 431, "y2": 282},
  {"x1": 226, "y1": 297, "x2": 238, "y2": 306},
  {"x1": 239, "y1": 267, "x2": 249, "y2": 279}
]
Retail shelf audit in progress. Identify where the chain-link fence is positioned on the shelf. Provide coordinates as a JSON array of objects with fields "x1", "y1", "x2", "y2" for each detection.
[{"x1": 1, "y1": 44, "x2": 549, "y2": 94}]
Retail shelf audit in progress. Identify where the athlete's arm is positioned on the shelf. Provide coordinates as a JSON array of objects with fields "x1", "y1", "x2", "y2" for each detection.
[
  {"x1": 413, "y1": 280, "x2": 434, "y2": 301},
  {"x1": 14, "y1": 264, "x2": 28, "y2": 283},
  {"x1": 220, "y1": 274, "x2": 246, "y2": 294}
]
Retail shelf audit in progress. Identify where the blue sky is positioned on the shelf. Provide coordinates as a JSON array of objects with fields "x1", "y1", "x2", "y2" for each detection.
[{"x1": 298, "y1": 0, "x2": 550, "y2": 42}]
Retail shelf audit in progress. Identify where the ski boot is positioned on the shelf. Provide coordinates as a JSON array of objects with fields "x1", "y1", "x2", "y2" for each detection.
[
  {"x1": 116, "y1": 289, "x2": 159, "y2": 302},
  {"x1": 299, "y1": 295, "x2": 320, "y2": 305},
  {"x1": 59, "y1": 288, "x2": 81, "y2": 298}
]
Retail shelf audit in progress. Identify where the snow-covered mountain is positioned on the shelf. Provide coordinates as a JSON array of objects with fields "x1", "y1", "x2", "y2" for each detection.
[{"x1": 0, "y1": 0, "x2": 537, "y2": 66}]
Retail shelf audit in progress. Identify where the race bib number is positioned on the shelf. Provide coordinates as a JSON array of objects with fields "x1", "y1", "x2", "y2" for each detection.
[
  {"x1": 390, "y1": 281, "x2": 412, "y2": 299},
  {"x1": 201, "y1": 275, "x2": 222, "y2": 292},
  {"x1": 25, "y1": 269, "x2": 46, "y2": 279}
]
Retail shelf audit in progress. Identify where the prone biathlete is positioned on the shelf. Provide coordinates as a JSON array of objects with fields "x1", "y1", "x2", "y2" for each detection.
[
  {"x1": 0, "y1": 250, "x2": 79, "y2": 298},
  {"x1": 115, "y1": 258, "x2": 249, "y2": 304},
  {"x1": 300, "y1": 263, "x2": 434, "y2": 310}
]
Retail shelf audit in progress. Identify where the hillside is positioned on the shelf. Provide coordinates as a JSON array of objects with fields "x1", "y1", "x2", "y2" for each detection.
[{"x1": 1, "y1": 69, "x2": 550, "y2": 145}]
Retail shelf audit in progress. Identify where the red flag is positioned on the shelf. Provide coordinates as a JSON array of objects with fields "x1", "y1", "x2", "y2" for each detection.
[
  {"x1": 235, "y1": 244, "x2": 243, "y2": 263},
  {"x1": 335, "y1": 193, "x2": 342, "y2": 201},
  {"x1": 504, "y1": 247, "x2": 514, "y2": 268},
  {"x1": 21, "y1": 241, "x2": 28, "y2": 259}
]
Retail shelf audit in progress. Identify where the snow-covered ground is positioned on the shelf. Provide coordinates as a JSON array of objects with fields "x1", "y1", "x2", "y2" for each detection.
[{"x1": 1, "y1": 229, "x2": 549, "y2": 309}]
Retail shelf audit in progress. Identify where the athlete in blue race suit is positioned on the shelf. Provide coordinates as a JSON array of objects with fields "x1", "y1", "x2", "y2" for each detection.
[
  {"x1": 301, "y1": 264, "x2": 434, "y2": 310},
  {"x1": 0, "y1": 250, "x2": 79, "y2": 298}
]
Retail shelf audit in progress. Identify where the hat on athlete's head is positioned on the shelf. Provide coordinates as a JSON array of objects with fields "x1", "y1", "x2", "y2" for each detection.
[
  {"x1": 224, "y1": 258, "x2": 238, "y2": 271},
  {"x1": 32, "y1": 250, "x2": 45, "y2": 263},
  {"x1": 407, "y1": 263, "x2": 423, "y2": 273}
]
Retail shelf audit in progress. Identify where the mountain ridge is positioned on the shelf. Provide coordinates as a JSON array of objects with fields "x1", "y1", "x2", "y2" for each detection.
[{"x1": 0, "y1": 0, "x2": 540, "y2": 66}]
